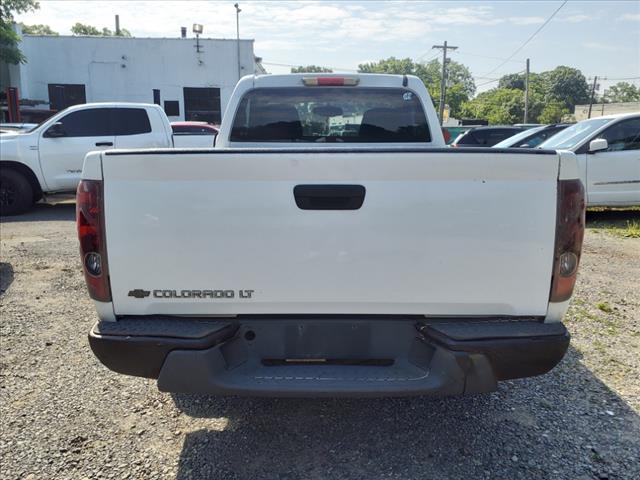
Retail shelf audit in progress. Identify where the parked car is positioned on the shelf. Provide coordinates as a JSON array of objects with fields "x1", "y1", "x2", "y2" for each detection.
[
  {"x1": 493, "y1": 124, "x2": 572, "y2": 149},
  {"x1": 0, "y1": 103, "x2": 173, "y2": 215},
  {"x1": 84, "y1": 73, "x2": 583, "y2": 398},
  {"x1": 171, "y1": 121, "x2": 219, "y2": 148},
  {"x1": 451, "y1": 126, "x2": 526, "y2": 147},
  {"x1": 442, "y1": 126, "x2": 470, "y2": 144},
  {"x1": 538, "y1": 113, "x2": 639, "y2": 207}
]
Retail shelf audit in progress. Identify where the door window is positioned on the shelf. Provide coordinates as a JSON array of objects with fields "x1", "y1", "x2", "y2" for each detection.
[
  {"x1": 113, "y1": 108, "x2": 152, "y2": 136},
  {"x1": 599, "y1": 118, "x2": 640, "y2": 151},
  {"x1": 56, "y1": 108, "x2": 112, "y2": 137}
]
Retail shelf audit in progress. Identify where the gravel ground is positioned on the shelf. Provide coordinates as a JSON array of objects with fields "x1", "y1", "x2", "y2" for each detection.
[{"x1": 1, "y1": 202, "x2": 639, "y2": 480}]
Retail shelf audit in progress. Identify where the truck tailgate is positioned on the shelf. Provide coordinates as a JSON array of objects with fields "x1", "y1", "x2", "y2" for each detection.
[{"x1": 101, "y1": 149, "x2": 559, "y2": 317}]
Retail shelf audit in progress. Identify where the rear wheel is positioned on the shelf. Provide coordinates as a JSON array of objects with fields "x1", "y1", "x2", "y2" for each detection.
[{"x1": 0, "y1": 169, "x2": 34, "y2": 216}]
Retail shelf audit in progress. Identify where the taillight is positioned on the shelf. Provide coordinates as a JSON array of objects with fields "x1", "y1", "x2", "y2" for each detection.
[
  {"x1": 302, "y1": 76, "x2": 359, "y2": 86},
  {"x1": 77, "y1": 179, "x2": 111, "y2": 302},
  {"x1": 549, "y1": 179, "x2": 585, "y2": 302}
]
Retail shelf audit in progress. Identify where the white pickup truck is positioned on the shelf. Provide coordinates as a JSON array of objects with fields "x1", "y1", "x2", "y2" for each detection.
[
  {"x1": 82, "y1": 74, "x2": 585, "y2": 397},
  {"x1": 0, "y1": 102, "x2": 172, "y2": 215}
]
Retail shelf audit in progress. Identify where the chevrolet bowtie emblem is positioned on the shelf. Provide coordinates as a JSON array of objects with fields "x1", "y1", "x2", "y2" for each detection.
[{"x1": 128, "y1": 289, "x2": 151, "y2": 299}]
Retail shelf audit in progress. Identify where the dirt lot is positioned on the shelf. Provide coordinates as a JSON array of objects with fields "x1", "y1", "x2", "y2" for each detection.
[{"x1": 1, "y1": 202, "x2": 639, "y2": 480}]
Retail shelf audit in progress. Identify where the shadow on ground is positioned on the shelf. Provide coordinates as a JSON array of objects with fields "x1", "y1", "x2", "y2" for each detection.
[
  {"x1": 586, "y1": 207, "x2": 640, "y2": 229},
  {"x1": 0, "y1": 262, "x2": 14, "y2": 295},
  {"x1": 171, "y1": 347, "x2": 639, "y2": 479},
  {"x1": 0, "y1": 201, "x2": 75, "y2": 223}
]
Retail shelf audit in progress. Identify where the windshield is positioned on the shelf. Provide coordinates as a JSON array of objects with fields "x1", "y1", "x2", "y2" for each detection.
[
  {"x1": 493, "y1": 126, "x2": 545, "y2": 148},
  {"x1": 539, "y1": 118, "x2": 611, "y2": 149},
  {"x1": 230, "y1": 87, "x2": 431, "y2": 143}
]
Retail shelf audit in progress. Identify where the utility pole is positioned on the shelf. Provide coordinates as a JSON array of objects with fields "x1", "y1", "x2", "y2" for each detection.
[
  {"x1": 115, "y1": 15, "x2": 120, "y2": 36},
  {"x1": 234, "y1": 3, "x2": 242, "y2": 81},
  {"x1": 524, "y1": 58, "x2": 530, "y2": 124},
  {"x1": 587, "y1": 76, "x2": 598, "y2": 119},
  {"x1": 432, "y1": 41, "x2": 458, "y2": 125}
]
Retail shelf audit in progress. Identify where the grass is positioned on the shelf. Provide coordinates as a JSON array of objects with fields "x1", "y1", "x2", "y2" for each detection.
[
  {"x1": 622, "y1": 220, "x2": 640, "y2": 238},
  {"x1": 593, "y1": 220, "x2": 640, "y2": 238},
  {"x1": 586, "y1": 208, "x2": 640, "y2": 238},
  {"x1": 567, "y1": 302, "x2": 619, "y2": 336},
  {"x1": 596, "y1": 301, "x2": 613, "y2": 313}
]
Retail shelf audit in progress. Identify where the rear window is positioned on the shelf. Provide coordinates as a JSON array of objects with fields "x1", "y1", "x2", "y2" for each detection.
[
  {"x1": 230, "y1": 87, "x2": 431, "y2": 143},
  {"x1": 113, "y1": 108, "x2": 152, "y2": 136}
]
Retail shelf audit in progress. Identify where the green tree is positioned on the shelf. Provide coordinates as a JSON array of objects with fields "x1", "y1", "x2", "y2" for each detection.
[
  {"x1": 20, "y1": 23, "x2": 58, "y2": 35},
  {"x1": 541, "y1": 66, "x2": 590, "y2": 110},
  {"x1": 71, "y1": 22, "x2": 100, "y2": 35},
  {"x1": 291, "y1": 65, "x2": 332, "y2": 73},
  {"x1": 498, "y1": 72, "x2": 526, "y2": 91},
  {"x1": 459, "y1": 88, "x2": 525, "y2": 125},
  {"x1": 422, "y1": 59, "x2": 476, "y2": 97},
  {"x1": 494, "y1": 66, "x2": 590, "y2": 122},
  {"x1": 358, "y1": 57, "x2": 418, "y2": 76},
  {"x1": 604, "y1": 82, "x2": 640, "y2": 103},
  {"x1": 537, "y1": 100, "x2": 569, "y2": 123},
  {"x1": 357, "y1": 56, "x2": 475, "y2": 116},
  {"x1": 0, "y1": 0, "x2": 39, "y2": 64},
  {"x1": 71, "y1": 22, "x2": 131, "y2": 37}
]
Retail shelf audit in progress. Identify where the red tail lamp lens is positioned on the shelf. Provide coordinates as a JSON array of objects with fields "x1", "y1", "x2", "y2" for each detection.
[
  {"x1": 549, "y1": 179, "x2": 585, "y2": 302},
  {"x1": 77, "y1": 180, "x2": 111, "y2": 302}
]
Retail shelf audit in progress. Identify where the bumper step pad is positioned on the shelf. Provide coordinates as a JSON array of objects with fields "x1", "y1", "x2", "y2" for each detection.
[{"x1": 89, "y1": 316, "x2": 569, "y2": 397}]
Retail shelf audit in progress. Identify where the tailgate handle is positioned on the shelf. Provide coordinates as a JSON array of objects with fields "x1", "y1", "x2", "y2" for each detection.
[{"x1": 294, "y1": 185, "x2": 366, "y2": 210}]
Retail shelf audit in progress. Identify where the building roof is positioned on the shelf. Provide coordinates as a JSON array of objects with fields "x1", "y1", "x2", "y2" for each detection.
[{"x1": 22, "y1": 34, "x2": 254, "y2": 42}]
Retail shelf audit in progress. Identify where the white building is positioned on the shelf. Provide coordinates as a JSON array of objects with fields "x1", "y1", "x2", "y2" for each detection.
[
  {"x1": 1, "y1": 28, "x2": 265, "y2": 123},
  {"x1": 573, "y1": 102, "x2": 640, "y2": 121}
]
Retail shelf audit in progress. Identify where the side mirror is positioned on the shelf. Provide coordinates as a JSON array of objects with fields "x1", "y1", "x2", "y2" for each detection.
[
  {"x1": 44, "y1": 122, "x2": 66, "y2": 138},
  {"x1": 589, "y1": 138, "x2": 608, "y2": 153}
]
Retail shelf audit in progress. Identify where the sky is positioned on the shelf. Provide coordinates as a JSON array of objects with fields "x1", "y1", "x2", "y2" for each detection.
[{"x1": 15, "y1": 0, "x2": 640, "y2": 94}]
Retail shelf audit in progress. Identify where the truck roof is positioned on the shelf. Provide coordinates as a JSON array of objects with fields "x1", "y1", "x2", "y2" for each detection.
[
  {"x1": 249, "y1": 73, "x2": 420, "y2": 89},
  {"x1": 58, "y1": 102, "x2": 162, "y2": 113}
]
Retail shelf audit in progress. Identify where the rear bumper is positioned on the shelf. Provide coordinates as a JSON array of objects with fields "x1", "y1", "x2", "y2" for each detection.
[{"x1": 88, "y1": 316, "x2": 569, "y2": 397}]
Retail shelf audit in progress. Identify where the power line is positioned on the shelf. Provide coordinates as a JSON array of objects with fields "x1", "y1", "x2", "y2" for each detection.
[
  {"x1": 453, "y1": 50, "x2": 526, "y2": 65},
  {"x1": 416, "y1": 50, "x2": 440, "y2": 63},
  {"x1": 476, "y1": 70, "x2": 526, "y2": 88},
  {"x1": 481, "y1": 0, "x2": 567, "y2": 78}
]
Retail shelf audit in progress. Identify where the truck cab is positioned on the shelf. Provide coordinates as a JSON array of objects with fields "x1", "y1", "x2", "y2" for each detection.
[{"x1": 215, "y1": 73, "x2": 445, "y2": 148}]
